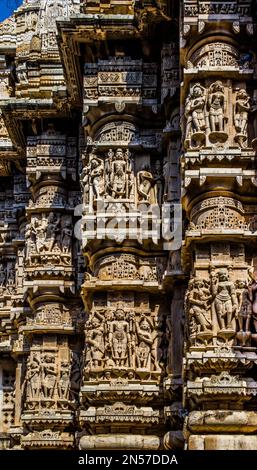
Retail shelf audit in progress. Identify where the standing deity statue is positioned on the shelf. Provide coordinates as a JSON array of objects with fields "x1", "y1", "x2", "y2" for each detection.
[
  {"x1": 135, "y1": 316, "x2": 154, "y2": 370},
  {"x1": 81, "y1": 160, "x2": 91, "y2": 203},
  {"x1": 90, "y1": 155, "x2": 105, "y2": 199},
  {"x1": 185, "y1": 83, "x2": 206, "y2": 142},
  {"x1": 0, "y1": 263, "x2": 6, "y2": 287},
  {"x1": 187, "y1": 278, "x2": 212, "y2": 334},
  {"x1": 248, "y1": 273, "x2": 257, "y2": 334},
  {"x1": 236, "y1": 280, "x2": 252, "y2": 332},
  {"x1": 85, "y1": 316, "x2": 105, "y2": 368},
  {"x1": 251, "y1": 90, "x2": 257, "y2": 148},
  {"x1": 207, "y1": 81, "x2": 226, "y2": 133},
  {"x1": 108, "y1": 309, "x2": 131, "y2": 367},
  {"x1": 45, "y1": 212, "x2": 61, "y2": 252},
  {"x1": 234, "y1": 89, "x2": 250, "y2": 135},
  {"x1": 234, "y1": 89, "x2": 250, "y2": 147},
  {"x1": 153, "y1": 160, "x2": 164, "y2": 205},
  {"x1": 41, "y1": 354, "x2": 57, "y2": 399},
  {"x1": 34, "y1": 216, "x2": 48, "y2": 253},
  {"x1": 137, "y1": 168, "x2": 155, "y2": 202},
  {"x1": 61, "y1": 216, "x2": 72, "y2": 253},
  {"x1": 211, "y1": 268, "x2": 238, "y2": 331}
]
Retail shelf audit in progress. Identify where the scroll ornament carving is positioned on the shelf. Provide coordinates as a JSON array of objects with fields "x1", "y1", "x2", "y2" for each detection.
[{"x1": 84, "y1": 308, "x2": 161, "y2": 380}]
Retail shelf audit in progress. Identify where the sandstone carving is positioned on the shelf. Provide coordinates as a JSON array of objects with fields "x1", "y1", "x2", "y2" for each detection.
[{"x1": 0, "y1": 0, "x2": 257, "y2": 453}]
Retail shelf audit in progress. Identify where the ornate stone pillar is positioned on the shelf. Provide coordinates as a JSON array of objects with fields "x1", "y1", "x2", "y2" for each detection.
[
  {"x1": 19, "y1": 126, "x2": 82, "y2": 450},
  {"x1": 182, "y1": 0, "x2": 257, "y2": 450}
]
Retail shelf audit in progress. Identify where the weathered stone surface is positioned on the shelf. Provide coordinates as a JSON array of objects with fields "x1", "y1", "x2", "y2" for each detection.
[{"x1": 0, "y1": 0, "x2": 257, "y2": 451}]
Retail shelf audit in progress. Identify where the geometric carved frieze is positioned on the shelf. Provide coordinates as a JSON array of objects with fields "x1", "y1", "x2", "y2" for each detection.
[
  {"x1": 84, "y1": 58, "x2": 158, "y2": 107},
  {"x1": 92, "y1": 253, "x2": 166, "y2": 284},
  {"x1": 187, "y1": 42, "x2": 240, "y2": 70},
  {"x1": 80, "y1": 403, "x2": 161, "y2": 425},
  {"x1": 21, "y1": 303, "x2": 84, "y2": 334}
]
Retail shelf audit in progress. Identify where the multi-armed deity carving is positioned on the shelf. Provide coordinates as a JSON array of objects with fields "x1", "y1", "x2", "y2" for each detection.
[
  {"x1": 185, "y1": 83, "x2": 207, "y2": 148},
  {"x1": 234, "y1": 89, "x2": 251, "y2": 147},
  {"x1": 82, "y1": 148, "x2": 158, "y2": 209},
  {"x1": 25, "y1": 213, "x2": 72, "y2": 266},
  {"x1": 185, "y1": 81, "x2": 251, "y2": 149},
  {"x1": 84, "y1": 303, "x2": 162, "y2": 381},
  {"x1": 210, "y1": 267, "x2": 238, "y2": 334}
]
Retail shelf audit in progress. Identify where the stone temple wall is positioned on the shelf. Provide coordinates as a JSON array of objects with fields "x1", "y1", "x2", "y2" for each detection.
[{"x1": 0, "y1": 0, "x2": 257, "y2": 450}]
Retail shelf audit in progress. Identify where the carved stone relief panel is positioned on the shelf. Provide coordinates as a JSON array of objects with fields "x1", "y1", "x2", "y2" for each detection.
[
  {"x1": 84, "y1": 58, "x2": 157, "y2": 106},
  {"x1": 184, "y1": 80, "x2": 251, "y2": 149},
  {"x1": 23, "y1": 347, "x2": 81, "y2": 413},
  {"x1": 188, "y1": 196, "x2": 248, "y2": 231},
  {"x1": 186, "y1": 242, "x2": 257, "y2": 349},
  {"x1": 83, "y1": 291, "x2": 165, "y2": 382},
  {"x1": 0, "y1": 257, "x2": 16, "y2": 299},
  {"x1": 0, "y1": 367, "x2": 15, "y2": 433},
  {"x1": 92, "y1": 254, "x2": 165, "y2": 284},
  {"x1": 82, "y1": 148, "x2": 158, "y2": 209}
]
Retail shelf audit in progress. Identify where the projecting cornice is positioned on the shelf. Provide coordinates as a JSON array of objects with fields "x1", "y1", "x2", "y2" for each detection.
[
  {"x1": 56, "y1": 9, "x2": 172, "y2": 107},
  {"x1": 0, "y1": 97, "x2": 70, "y2": 154}
]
